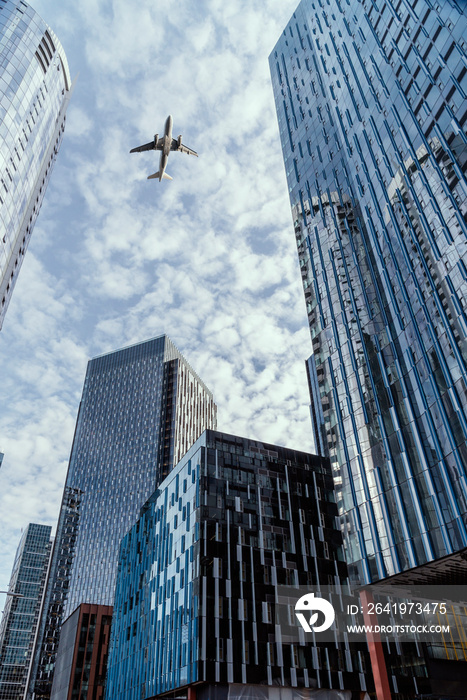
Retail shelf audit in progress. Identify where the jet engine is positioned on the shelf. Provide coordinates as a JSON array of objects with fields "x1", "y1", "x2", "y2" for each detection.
[
  {"x1": 154, "y1": 133, "x2": 159, "y2": 148},
  {"x1": 178, "y1": 135, "x2": 182, "y2": 148}
]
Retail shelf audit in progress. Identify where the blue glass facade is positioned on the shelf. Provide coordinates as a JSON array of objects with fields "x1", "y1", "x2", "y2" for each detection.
[
  {"x1": 270, "y1": 0, "x2": 467, "y2": 586},
  {"x1": 0, "y1": 523, "x2": 52, "y2": 700},
  {"x1": 106, "y1": 442, "x2": 201, "y2": 700},
  {"x1": 0, "y1": 0, "x2": 71, "y2": 330},
  {"x1": 30, "y1": 336, "x2": 217, "y2": 699},
  {"x1": 106, "y1": 430, "x2": 374, "y2": 700}
]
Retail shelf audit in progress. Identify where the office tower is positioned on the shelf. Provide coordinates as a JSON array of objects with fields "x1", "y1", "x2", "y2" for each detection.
[
  {"x1": 50, "y1": 604, "x2": 113, "y2": 700},
  {"x1": 105, "y1": 430, "x2": 374, "y2": 700},
  {"x1": 270, "y1": 1, "x2": 467, "y2": 588},
  {"x1": 30, "y1": 335, "x2": 217, "y2": 699},
  {"x1": 0, "y1": 524, "x2": 52, "y2": 700},
  {"x1": 0, "y1": 0, "x2": 71, "y2": 330}
]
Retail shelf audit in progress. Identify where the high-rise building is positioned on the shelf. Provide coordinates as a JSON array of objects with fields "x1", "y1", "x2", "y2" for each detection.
[
  {"x1": 0, "y1": 0, "x2": 71, "y2": 330},
  {"x1": 270, "y1": 0, "x2": 467, "y2": 588},
  {"x1": 0, "y1": 524, "x2": 52, "y2": 700},
  {"x1": 105, "y1": 430, "x2": 374, "y2": 700},
  {"x1": 29, "y1": 335, "x2": 217, "y2": 699}
]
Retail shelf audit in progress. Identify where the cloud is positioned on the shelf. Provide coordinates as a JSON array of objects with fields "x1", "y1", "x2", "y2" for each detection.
[
  {"x1": 0, "y1": 0, "x2": 311, "y2": 594},
  {"x1": 65, "y1": 105, "x2": 93, "y2": 138}
]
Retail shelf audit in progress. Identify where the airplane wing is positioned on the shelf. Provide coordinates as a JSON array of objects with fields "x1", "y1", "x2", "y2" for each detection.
[
  {"x1": 130, "y1": 139, "x2": 163, "y2": 154},
  {"x1": 170, "y1": 139, "x2": 198, "y2": 157}
]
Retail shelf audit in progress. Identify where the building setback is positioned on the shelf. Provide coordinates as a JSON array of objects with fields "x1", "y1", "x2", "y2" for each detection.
[
  {"x1": 105, "y1": 430, "x2": 374, "y2": 700},
  {"x1": 0, "y1": 524, "x2": 52, "y2": 700},
  {"x1": 29, "y1": 335, "x2": 217, "y2": 699},
  {"x1": 0, "y1": 0, "x2": 71, "y2": 330},
  {"x1": 269, "y1": 0, "x2": 467, "y2": 587}
]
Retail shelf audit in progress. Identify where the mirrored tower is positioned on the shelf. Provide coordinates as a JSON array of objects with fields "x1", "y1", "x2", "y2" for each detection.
[
  {"x1": 0, "y1": 524, "x2": 52, "y2": 700},
  {"x1": 30, "y1": 335, "x2": 217, "y2": 699},
  {"x1": 270, "y1": 0, "x2": 467, "y2": 586},
  {"x1": 0, "y1": 0, "x2": 71, "y2": 329}
]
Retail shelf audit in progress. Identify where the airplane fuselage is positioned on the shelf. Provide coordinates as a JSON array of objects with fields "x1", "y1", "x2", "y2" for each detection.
[
  {"x1": 159, "y1": 115, "x2": 173, "y2": 180},
  {"x1": 130, "y1": 114, "x2": 197, "y2": 182}
]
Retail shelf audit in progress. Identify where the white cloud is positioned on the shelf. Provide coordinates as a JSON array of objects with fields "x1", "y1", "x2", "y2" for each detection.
[
  {"x1": 65, "y1": 105, "x2": 93, "y2": 138},
  {"x1": 0, "y1": 0, "x2": 313, "y2": 595}
]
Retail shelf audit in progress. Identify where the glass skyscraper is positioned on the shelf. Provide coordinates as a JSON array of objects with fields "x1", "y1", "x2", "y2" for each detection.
[
  {"x1": 0, "y1": 523, "x2": 52, "y2": 700},
  {"x1": 0, "y1": 0, "x2": 71, "y2": 330},
  {"x1": 105, "y1": 430, "x2": 373, "y2": 700},
  {"x1": 29, "y1": 335, "x2": 217, "y2": 699},
  {"x1": 270, "y1": 0, "x2": 467, "y2": 586}
]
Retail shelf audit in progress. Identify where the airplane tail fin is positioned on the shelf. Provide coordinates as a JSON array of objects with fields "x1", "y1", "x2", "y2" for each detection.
[{"x1": 147, "y1": 171, "x2": 173, "y2": 181}]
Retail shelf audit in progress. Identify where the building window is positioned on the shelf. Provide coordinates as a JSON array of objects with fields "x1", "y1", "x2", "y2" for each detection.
[
  {"x1": 262, "y1": 601, "x2": 273, "y2": 624},
  {"x1": 240, "y1": 561, "x2": 247, "y2": 581},
  {"x1": 291, "y1": 645, "x2": 299, "y2": 668},
  {"x1": 213, "y1": 558, "x2": 222, "y2": 578}
]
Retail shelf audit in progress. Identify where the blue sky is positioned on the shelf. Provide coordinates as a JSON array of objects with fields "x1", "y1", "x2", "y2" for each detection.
[{"x1": 0, "y1": 0, "x2": 313, "y2": 596}]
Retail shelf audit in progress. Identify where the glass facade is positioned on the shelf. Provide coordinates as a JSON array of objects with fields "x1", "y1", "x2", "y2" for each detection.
[
  {"x1": 0, "y1": 0, "x2": 71, "y2": 330},
  {"x1": 270, "y1": 0, "x2": 467, "y2": 586},
  {"x1": 29, "y1": 335, "x2": 217, "y2": 699},
  {"x1": 105, "y1": 430, "x2": 373, "y2": 700},
  {"x1": 0, "y1": 523, "x2": 52, "y2": 700}
]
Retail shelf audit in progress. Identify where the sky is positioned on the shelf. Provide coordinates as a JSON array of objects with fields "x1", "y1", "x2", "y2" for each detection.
[{"x1": 0, "y1": 0, "x2": 313, "y2": 596}]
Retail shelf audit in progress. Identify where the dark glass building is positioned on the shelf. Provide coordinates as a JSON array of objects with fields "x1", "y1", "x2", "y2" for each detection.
[
  {"x1": 29, "y1": 335, "x2": 217, "y2": 699},
  {"x1": 0, "y1": 524, "x2": 52, "y2": 700},
  {"x1": 0, "y1": 0, "x2": 71, "y2": 330},
  {"x1": 270, "y1": 0, "x2": 467, "y2": 587},
  {"x1": 105, "y1": 430, "x2": 374, "y2": 700}
]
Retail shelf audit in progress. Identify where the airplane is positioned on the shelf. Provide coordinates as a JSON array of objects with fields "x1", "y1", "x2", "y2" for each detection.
[{"x1": 130, "y1": 115, "x2": 198, "y2": 182}]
